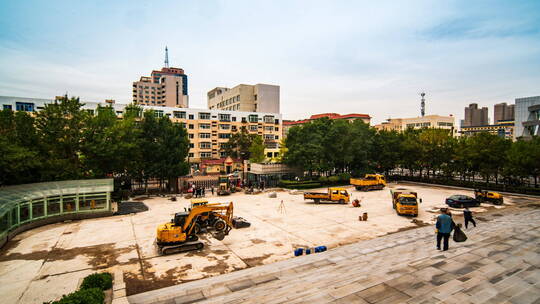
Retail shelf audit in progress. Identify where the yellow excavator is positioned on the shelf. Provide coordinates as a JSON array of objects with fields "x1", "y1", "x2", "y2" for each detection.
[{"x1": 156, "y1": 202, "x2": 234, "y2": 255}]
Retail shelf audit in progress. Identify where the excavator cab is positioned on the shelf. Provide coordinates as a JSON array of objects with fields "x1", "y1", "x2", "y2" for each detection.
[{"x1": 173, "y1": 212, "x2": 189, "y2": 227}]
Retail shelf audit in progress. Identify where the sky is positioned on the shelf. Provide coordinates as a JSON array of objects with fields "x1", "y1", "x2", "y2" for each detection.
[{"x1": 0, "y1": 0, "x2": 539, "y2": 124}]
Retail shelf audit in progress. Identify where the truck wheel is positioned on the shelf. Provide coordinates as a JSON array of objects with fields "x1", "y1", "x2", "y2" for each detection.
[
  {"x1": 355, "y1": 186, "x2": 361, "y2": 190},
  {"x1": 314, "y1": 199, "x2": 320, "y2": 204},
  {"x1": 193, "y1": 223, "x2": 201, "y2": 235},
  {"x1": 214, "y1": 220, "x2": 226, "y2": 231},
  {"x1": 339, "y1": 199, "x2": 345, "y2": 204}
]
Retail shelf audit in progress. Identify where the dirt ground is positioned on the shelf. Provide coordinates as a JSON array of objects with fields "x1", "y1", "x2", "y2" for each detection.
[{"x1": 1, "y1": 182, "x2": 538, "y2": 303}]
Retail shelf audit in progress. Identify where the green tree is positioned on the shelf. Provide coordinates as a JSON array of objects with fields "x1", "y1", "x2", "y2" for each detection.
[
  {"x1": 249, "y1": 135, "x2": 266, "y2": 163},
  {"x1": 507, "y1": 137, "x2": 540, "y2": 187},
  {"x1": 371, "y1": 130, "x2": 401, "y2": 176},
  {"x1": 224, "y1": 127, "x2": 257, "y2": 160},
  {"x1": 34, "y1": 96, "x2": 88, "y2": 181}
]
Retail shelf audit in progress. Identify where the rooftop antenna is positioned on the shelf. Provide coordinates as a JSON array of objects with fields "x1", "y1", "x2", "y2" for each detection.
[
  {"x1": 420, "y1": 92, "x2": 426, "y2": 117},
  {"x1": 164, "y1": 46, "x2": 169, "y2": 68}
]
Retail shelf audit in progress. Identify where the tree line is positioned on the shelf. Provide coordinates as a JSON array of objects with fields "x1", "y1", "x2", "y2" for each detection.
[
  {"x1": 283, "y1": 117, "x2": 540, "y2": 187},
  {"x1": 0, "y1": 96, "x2": 190, "y2": 190}
]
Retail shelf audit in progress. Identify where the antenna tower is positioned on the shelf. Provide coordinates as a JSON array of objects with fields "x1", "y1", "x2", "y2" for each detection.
[
  {"x1": 420, "y1": 92, "x2": 426, "y2": 117},
  {"x1": 164, "y1": 46, "x2": 169, "y2": 68}
]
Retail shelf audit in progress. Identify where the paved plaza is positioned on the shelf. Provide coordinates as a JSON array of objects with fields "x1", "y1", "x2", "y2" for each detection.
[
  {"x1": 0, "y1": 183, "x2": 538, "y2": 303},
  {"x1": 129, "y1": 208, "x2": 540, "y2": 304}
]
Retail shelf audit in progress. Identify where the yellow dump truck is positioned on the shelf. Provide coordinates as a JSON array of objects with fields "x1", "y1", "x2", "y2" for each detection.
[
  {"x1": 474, "y1": 189, "x2": 503, "y2": 205},
  {"x1": 350, "y1": 174, "x2": 386, "y2": 191},
  {"x1": 304, "y1": 187, "x2": 350, "y2": 204},
  {"x1": 390, "y1": 189, "x2": 421, "y2": 217}
]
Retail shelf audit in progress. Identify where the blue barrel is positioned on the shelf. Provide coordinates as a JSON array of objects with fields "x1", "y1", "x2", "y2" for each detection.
[
  {"x1": 294, "y1": 248, "x2": 303, "y2": 256},
  {"x1": 316, "y1": 246, "x2": 327, "y2": 252},
  {"x1": 305, "y1": 248, "x2": 311, "y2": 255}
]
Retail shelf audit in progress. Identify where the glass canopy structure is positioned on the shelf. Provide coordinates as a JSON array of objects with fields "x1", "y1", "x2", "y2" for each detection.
[{"x1": 0, "y1": 179, "x2": 114, "y2": 244}]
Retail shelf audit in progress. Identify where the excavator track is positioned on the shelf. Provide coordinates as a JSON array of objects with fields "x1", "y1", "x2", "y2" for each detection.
[{"x1": 159, "y1": 241, "x2": 204, "y2": 255}]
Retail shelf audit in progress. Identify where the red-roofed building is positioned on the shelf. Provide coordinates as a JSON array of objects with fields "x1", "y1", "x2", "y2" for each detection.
[{"x1": 283, "y1": 113, "x2": 371, "y2": 137}]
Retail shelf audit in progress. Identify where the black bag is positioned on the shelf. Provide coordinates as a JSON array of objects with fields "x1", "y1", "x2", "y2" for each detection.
[{"x1": 453, "y1": 225, "x2": 467, "y2": 242}]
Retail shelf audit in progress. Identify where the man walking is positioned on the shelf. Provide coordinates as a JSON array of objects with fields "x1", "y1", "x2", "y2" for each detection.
[
  {"x1": 463, "y1": 207, "x2": 476, "y2": 229},
  {"x1": 436, "y1": 208, "x2": 454, "y2": 251}
]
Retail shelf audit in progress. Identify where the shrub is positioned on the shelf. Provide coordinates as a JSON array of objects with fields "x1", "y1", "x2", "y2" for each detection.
[
  {"x1": 80, "y1": 272, "x2": 113, "y2": 290},
  {"x1": 338, "y1": 173, "x2": 352, "y2": 182},
  {"x1": 52, "y1": 288, "x2": 104, "y2": 304},
  {"x1": 278, "y1": 180, "x2": 321, "y2": 189},
  {"x1": 328, "y1": 176, "x2": 340, "y2": 183},
  {"x1": 318, "y1": 176, "x2": 328, "y2": 183}
]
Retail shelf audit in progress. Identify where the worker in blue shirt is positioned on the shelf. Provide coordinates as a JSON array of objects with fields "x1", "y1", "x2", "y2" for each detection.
[{"x1": 435, "y1": 208, "x2": 455, "y2": 251}]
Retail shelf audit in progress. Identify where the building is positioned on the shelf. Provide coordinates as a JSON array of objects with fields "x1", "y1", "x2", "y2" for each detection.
[
  {"x1": 207, "y1": 84, "x2": 279, "y2": 113},
  {"x1": 463, "y1": 103, "x2": 489, "y2": 127},
  {"x1": 514, "y1": 96, "x2": 540, "y2": 140},
  {"x1": 283, "y1": 113, "x2": 371, "y2": 136},
  {"x1": 374, "y1": 115, "x2": 456, "y2": 135},
  {"x1": 132, "y1": 67, "x2": 189, "y2": 108},
  {"x1": 494, "y1": 102, "x2": 515, "y2": 124},
  {"x1": 0, "y1": 96, "x2": 282, "y2": 169},
  {"x1": 460, "y1": 120, "x2": 514, "y2": 139},
  {"x1": 200, "y1": 156, "x2": 243, "y2": 175}
]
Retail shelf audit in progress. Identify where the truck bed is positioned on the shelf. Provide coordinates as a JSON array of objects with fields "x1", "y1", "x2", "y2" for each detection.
[
  {"x1": 350, "y1": 178, "x2": 380, "y2": 186},
  {"x1": 304, "y1": 192, "x2": 329, "y2": 199}
]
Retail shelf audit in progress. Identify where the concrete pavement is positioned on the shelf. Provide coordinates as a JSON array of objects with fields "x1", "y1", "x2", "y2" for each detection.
[{"x1": 128, "y1": 208, "x2": 540, "y2": 304}]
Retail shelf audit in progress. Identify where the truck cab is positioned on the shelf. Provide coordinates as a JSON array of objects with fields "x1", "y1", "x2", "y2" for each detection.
[{"x1": 391, "y1": 189, "x2": 420, "y2": 217}]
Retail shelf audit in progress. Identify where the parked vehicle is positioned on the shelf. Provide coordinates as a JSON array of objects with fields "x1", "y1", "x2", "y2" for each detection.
[
  {"x1": 390, "y1": 188, "x2": 420, "y2": 216},
  {"x1": 445, "y1": 195, "x2": 480, "y2": 208},
  {"x1": 474, "y1": 189, "x2": 503, "y2": 205},
  {"x1": 304, "y1": 187, "x2": 350, "y2": 204},
  {"x1": 350, "y1": 174, "x2": 386, "y2": 191}
]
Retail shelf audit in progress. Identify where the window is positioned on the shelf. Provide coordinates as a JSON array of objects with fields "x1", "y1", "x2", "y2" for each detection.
[
  {"x1": 264, "y1": 134, "x2": 275, "y2": 140},
  {"x1": 254, "y1": 94, "x2": 257, "y2": 101},
  {"x1": 199, "y1": 112, "x2": 211, "y2": 119},
  {"x1": 219, "y1": 114, "x2": 231, "y2": 122},
  {"x1": 250, "y1": 125, "x2": 258, "y2": 131},
  {"x1": 189, "y1": 114, "x2": 194, "y2": 119},
  {"x1": 275, "y1": 127, "x2": 279, "y2": 131},
  {"x1": 15, "y1": 102, "x2": 34, "y2": 112},
  {"x1": 199, "y1": 142, "x2": 211, "y2": 149},
  {"x1": 189, "y1": 143, "x2": 194, "y2": 148},
  {"x1": 264, "y1": 115, "x2": 275, "y2": 123},
  {"x1": 3, "y1": 105, "x2": 12, "y2": 110},
  {"x1": 199, "y1": 133, "x2": 211, "y2": 138},
  {"x1": 188, "y1": 124, "x2": 194, "y2": 129},
  {"x1": 275, "y1": 135, "x2": 279, "y2": 140},
  {"x1": 220, "y1": 151, "x2": 227, "y2": 157},
  {"x1": 232, "y1": 117, "x2": 237, "y2": 122},
  {"x1": 200, "y1": 152, "x2": 212, "y2": 158},
  {"x1": 199, "y1": 123, "x2": 211, "y2": 129},
  {"x1": 79, "y1": 193, "x2": 107, "y2": 211},
  {"x1": 154, "y1": 110, "x2": 164, "y2": 118},
  {"x1": 86, "y1": 109, "x2": 95, "y2": 115},
  {"x1": 189, "y1": 153, "x2": 194, "y2": 157},
  {"x1": 173, "y1": 111, "x2": 186, "y2": 118},
  {"x1": 274, "y1": 152, "x2": 279, "y2": 158},
  {"x1": 265, "y1": 126, "x2": 274, "y2": 131},
  {"x1": 218, "y1": 133, "x2": 231, "y2": 139},
  {"x1": 188, "y1": 133, "x2": 194, "y2": 139},
  {"x1": 219, "y1": 124, "x2": 230, "y2": 130},
  {"x1": 32, "y1": 201, "x2": 45, "y2": 218},
  {"x1": 248, "y1": 115, "x2": 258, "y2": 123},
  {"x1": 47, "y1": 197, "x2": 61, "y2": 215},
  {"x1": 220, "y1": 143, "x2": 227, "y2": 149}
]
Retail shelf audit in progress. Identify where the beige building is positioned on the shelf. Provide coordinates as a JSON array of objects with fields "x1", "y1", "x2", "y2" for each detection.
[
  {"x1": 374, "y1": 115, "x2": 456, "y2": 135},
  {"x1": 207, "y1": 84, "x2": 279, "y2": 113},
  {"x1": 132, "y1": 67, "x2": 189, "y2": 108},
  {"x1": 463, "y1": 103, "x2": 488, "y2": 127},
  {"x1": 494, "y1": 102, "x2": 515, "y2": 124}
]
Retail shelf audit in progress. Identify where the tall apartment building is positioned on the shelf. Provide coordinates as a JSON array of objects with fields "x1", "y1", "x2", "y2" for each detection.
[
  {"x1": 207, "y1": 84, "x2": 279, "y2": 113},
  {"x1": 494, "y1": 102, "x2": 515, "y2": 124},
  {"x1": 132, "y1": 67, "x2": 189, "y2": 108},
  {"x1": 0, "y1": 96, "x2": 282, "y2": 168},
  {"x1": 514, "y1": 96, "x2": 540, "y2": 140},
  {"x1": 374, "y1": 115, "x2": 456, "y2": 135},
  {"x1": 463, "y1": 103, "x2": 489, "y2": 127}
]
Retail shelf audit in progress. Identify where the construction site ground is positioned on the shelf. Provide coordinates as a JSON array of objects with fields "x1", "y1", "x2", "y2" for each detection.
[{"x1": 0, "y1": 182, "x2": 538, "y2": 303}]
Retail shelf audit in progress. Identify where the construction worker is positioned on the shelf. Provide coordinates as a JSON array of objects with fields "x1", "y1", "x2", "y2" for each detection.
[
  {"x1": 463, "y1": 207, "x2": 476, "y2": 229},
  {"x1": 435, "y1": 208, "x2": 454, "y2": 251}
]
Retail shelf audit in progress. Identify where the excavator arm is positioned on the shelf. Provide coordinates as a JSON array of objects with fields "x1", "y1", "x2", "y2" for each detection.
[{"x1": 183, "y1": 202, "x2": 234, "y2": 236}]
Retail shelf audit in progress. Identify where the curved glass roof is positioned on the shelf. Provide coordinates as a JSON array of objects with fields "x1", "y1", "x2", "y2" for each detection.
[{"x1": 0, "y1": 179, "x2": 113, "y2": 214}]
